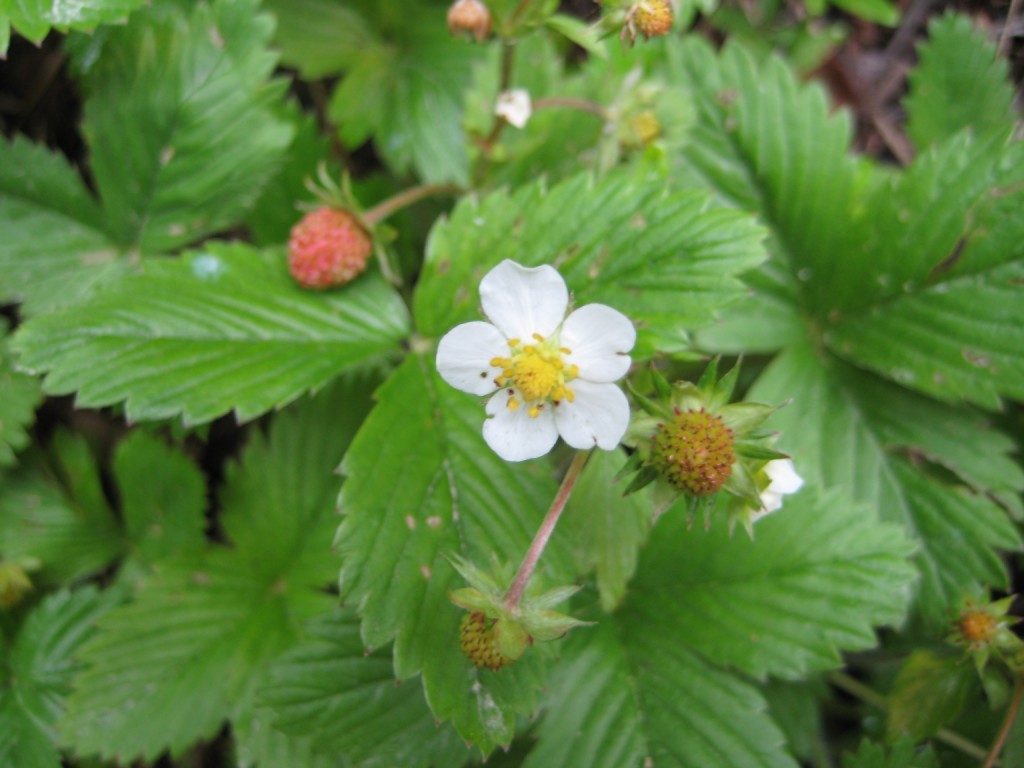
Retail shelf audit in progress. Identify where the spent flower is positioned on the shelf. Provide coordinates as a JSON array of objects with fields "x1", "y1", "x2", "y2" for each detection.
[{"x1": 436, "y1": 260, "x2": 635, "y2": 462}]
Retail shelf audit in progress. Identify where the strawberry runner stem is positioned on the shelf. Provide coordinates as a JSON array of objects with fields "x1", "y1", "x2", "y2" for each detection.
[{"x1": 504, "y1": 450, "x2": 591, "y2": 613}]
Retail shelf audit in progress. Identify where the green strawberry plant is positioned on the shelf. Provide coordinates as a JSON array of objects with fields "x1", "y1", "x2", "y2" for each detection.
[{"x1": 1, "y1": 0, "x2": 1022, "y2": 766}]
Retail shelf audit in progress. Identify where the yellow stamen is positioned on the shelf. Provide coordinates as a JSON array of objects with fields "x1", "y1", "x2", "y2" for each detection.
[{"x1": 496, "y1": 330, "x2": 580, "y2": 411}]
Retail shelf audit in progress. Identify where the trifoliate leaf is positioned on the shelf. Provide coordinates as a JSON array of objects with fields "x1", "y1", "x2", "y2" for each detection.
[
  {"x1": 842, "y1": 736, "x2": 939, "y2": 768},
  {"x1": 562, "y1": 449, "x2": 650, "y2": 612},
  {"x1": 334, "y1": 354, "x2": 574, "y2": 753},
  {"x1": 886, "y1": 650, "x2": 975, "y2": 742},
  {"x1": 112, "y1": 430, "x2": 206, "y2": 574},
  {"x1": 0, "y1": 0, "x2": 146, "y2": 50},
  {"x1": 906, "y1": 13, "x2": 1017, "y2": 150},
  {"x1": 0, "y1": 321, "x2": 40, "y2": 465},
  {"x1": 327, "y1": 4, "x2": 483, "y2": 185},
  {"x1": 13, "y1": 243, "x2": 409, "y2": 424},
  {"x1": 59, "y1": 378, "x2": 373, "y2": 762},
  {"x1": 0, "y1": 588, "x2": 113, "y2": 768},
  {"x1": 750, "y1": 343, "x2": 1021, "y2": 623},
  {"x1": 525, "y1": 487, "x2": 914, "y2": 768},
  {"x1": 73, "y1": 0, "x2": 293, "y2": 253},
  {"x1": 415, "y1": 171, "x2": 766, "y2": 354},
  {"x1": 0, "y1": 136, "x2": 123, "y2": 316},
  {"x1": 0, "y1": 432, "x2": 121, "y2": 584},
  {"x1": 261, "y1": 609, "x2": 471, "y2": 767}
]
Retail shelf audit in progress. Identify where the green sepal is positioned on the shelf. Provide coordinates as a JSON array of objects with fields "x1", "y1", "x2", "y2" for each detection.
[
  {"x1": 522, "y1": 610, "x2": 593, "y2": 642},
  {"x1": 495, "y1": 619, "x2": 530, "y2": 661},
  {"x1": 735, "y1": 443, "x2": 791, "y2": 461},
  {"x1": 448, "y1": 587, "x2": 492, "y2": 613},
  {"x1": 719, "y1": 402, "x2": 777, "y2": 434},
  {"x1": 529, "y1": 584, "x2": 582, "y2": 610}
]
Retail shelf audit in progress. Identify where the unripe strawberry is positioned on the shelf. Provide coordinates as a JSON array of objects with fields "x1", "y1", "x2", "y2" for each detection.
[
  {"x1": 633, "y1": 0, "x2": 673, "y2": 39},
  {"x1": 958, "y1": 610, "x2": 999, "y2": 647},
  {"x1": 460, "y1": 611, "x2": 515, "y2": 671},
  {"x1": 287, "y1": 207, "x2": 372, "y2": 290},
  {"x1": 651, "y1": 408, "x2": 735, "y2": 496},
  {"x1": 447, "y1": 0, "x2": 492, "y2": 43}
]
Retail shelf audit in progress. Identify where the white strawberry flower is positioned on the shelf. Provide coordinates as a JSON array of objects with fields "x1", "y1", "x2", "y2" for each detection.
[
  {"x1": 495, "y1": 89, "x2": 532, "y2": 129},
  {"x1": 436, "y1": 260, "x2": 635, "y2": 462},
  {"x1": 751, "y1": 458, "x2": 804, "y2": 522}
]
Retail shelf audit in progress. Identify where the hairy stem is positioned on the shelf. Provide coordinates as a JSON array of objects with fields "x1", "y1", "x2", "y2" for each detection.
[
  {"x1": 504, "y1": 450, "x2": 591, "y2": 612},
  {"x1": 362, "y1": 183, "x2": 462, "y2": 226},
  {"x1": 984, "y1": 674, "x2": 1024, "y2": 768},
  {"x1": 828, "y1": 671, "x2": 992, "y2": 763}
]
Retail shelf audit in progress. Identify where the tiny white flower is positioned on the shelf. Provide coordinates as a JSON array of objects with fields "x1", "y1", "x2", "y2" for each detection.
[
  {"x1": 495, "y1": 89, "x2": 532, "y2": 129},
  {"x1": 436, "y1": 260, "x2": 636, "y2": 462},
  {"x1": 750, "y1": 458, "x2": 804, "y2": 522}
]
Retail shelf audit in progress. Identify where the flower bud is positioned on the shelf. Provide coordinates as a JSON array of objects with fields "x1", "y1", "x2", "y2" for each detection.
[{"x1": 447, "y1": 0, "x2": 492, "y2": 42}]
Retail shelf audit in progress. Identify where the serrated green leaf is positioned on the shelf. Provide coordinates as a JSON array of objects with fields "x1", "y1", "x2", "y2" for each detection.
[
  {"x1": 263, "y1": 0, "x2": 373, "y2": 78},
  {"x1": 0, "y1": 321, "x2": 40, "y2": 465},
  {"x1": 335, "y1": 353, "x2": 574, "y2": 752},
  {"x1": 13, "y1": 243, "x2": 409, "y2": 424},
  {"x1": 523, "y1": 620, "x2": 797, "y2": 768},
  {"x1": 0, "y1": 136, "x2": 123, "y2": 316},
  {"x1": 824, "y1": 137, "x2": 1024, "y2": 408},
  {"x1": 0, "y1": 588, "x2": 113, "y2": 768},
  {"x1": 762, "y1": 679, "x2": 827, "y2": 763},
  {"x1": 0, "y1": 433, "x2": 121, "y2": 584},
  {"x1": 59, "y1": 379, "x2": 372, "y2": 762},
  {"x1": 906, "y1": 13, "x2": 1017, "y2": 150},
  {"x1": 74, "y1": 0, "x2": 293, "y2": 253},
  {"x1": 842, "y1": 736, "x2": 939, "y2": 768},
  {"x1": 112, "y1": 431, "x2": 206, "y2": 574},
  {"x1": 628, "y1": 488, "x2": 916, "y2": 680},
  {"x1": 886, "y1": 650, "x2": 975, "y2": 741},
  {"x1": 749, "y1": 343, "x2": 1021, "y2": 623},
  {"x1": 562, "y1": 449, "x2": 650, "y2": 612},
  {"x1": 3, "y1": 0, "x2": 145, "y2": 46},
  {"x1": 327, "y1": 4, "x2": 483, "y2": 184},
  {"x1": 525, "y1": 487, "x2": 913, "y2": 768},
  {"x1": 415, "y1": 171, "x2": 766, "y2": 353},
  {"x1": 261, "y1": 609, "x2": 471, "y2": 767}
]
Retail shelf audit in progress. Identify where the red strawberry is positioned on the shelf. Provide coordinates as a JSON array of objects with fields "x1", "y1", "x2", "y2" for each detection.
[{"x1": 287, "y1": 207, "x2": 372, "y2": 290}]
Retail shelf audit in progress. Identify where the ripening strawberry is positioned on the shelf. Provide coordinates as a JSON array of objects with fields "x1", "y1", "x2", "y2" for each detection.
[
  {"x1": 633, "y1": 0, "x2": 673, "y2": 39},
  {"x1": 651, "y1": 408, "x2": 735, "y2": 496},
  {"x1": 459, "y1": 612, "x2": 516, "y2": 671},
  {"x1": 287, "y1": 207, "x2": 372, "y2": 290}
]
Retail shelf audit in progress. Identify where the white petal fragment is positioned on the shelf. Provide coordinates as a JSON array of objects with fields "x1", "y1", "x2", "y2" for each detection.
[
  {"x1": 561, "y1": 303, "x2": 636, "y2": 383},
  {"x1": 479, "y1": 260, "x2": 568, "y2": 341},
  {"x1": 436, "y1": 321, "x2": 506, "y2": 396},
  {"x1": 483, "y1": 391, "x2": 559, "y2": 461},
  {"x1": 495, "y1": 89, "x2": 532, "y2": 129},
  {"x1": 765, "y1": 459, "x2": 804, "y2": 495},
  {"x1": 554, "y1": 380, "x2": 630, "y2": 451}
]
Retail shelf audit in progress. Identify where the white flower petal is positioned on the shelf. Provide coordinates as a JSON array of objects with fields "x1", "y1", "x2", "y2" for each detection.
[
  {"x1": 561, "y1": 303, "x2": 636, "y2": 383},
  {"x1": 483, "y1": 390, "x2": 558, "y2": 461},
  {"x1": 436, "y1": 321, "x2": 506, "y2": 395},
  {"x1": 479, "y1": 260, "x2": 568, "y2": 341},
  {"x1": 495, "y1": 89, "x2": 532, "y2": 129},
  {"x1": 765, "y1": 459, "x2": 804, "y2": 495},
  {"x1": 554, "y1": 379, "x2": 630, "y2": 450}
]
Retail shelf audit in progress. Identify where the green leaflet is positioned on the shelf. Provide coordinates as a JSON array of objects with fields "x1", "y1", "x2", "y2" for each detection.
[
  {"x1": 905, "y1": 13, "x2": 1017, "y2": 151},
  {"x1": 0, "y1": 0, "x2": 146, "y2": 51},
  {"x1": 0, "y1": 320, "x2": 40, "y2": 465},
  {"x1": 415, "y1": 171, "x2": 766, "y2": 355},
  {"x1": 12, "y1": 243, "x2": 409, "y2": 424},
  {"x1": 562, "y1": 449, "x2": 650, "y2": 612},
  {"x1": 325, "y1": 3, "x2": 483, "y2": 184},
  {"x1": 0, "y1": 136, "x2": 123, "y2": 316},
  {"x1": 526, "y1": 488, "x2": 914, "y2": 768},
  {"x1": 0, "y1": 588, "x2": 114, "y2": 768},
  {"x1": 750, "y1": 343, "x2": 1021, "y2": 623},
  {"x1": 73, "y1": 0, "x2": 293, "y2": 253},
  {"x1": 58, "y1": 378, "x2": 374, "y2": 761},
  {"x1": 260, "y1": 609, "x2": 471, "y2": 767},
  {"x1": 334, "y1": 353, "x2": 574, "y2": 753}
]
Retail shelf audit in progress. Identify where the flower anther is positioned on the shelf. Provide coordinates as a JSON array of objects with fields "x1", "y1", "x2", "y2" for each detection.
[{"x1": 436, "y1": 260, "x2": 635, "y2": 462}]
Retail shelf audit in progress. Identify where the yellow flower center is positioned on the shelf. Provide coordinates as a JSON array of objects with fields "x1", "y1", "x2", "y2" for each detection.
[{"x1": 491, "y1": 334, "x2": 578, "y2": 418}]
